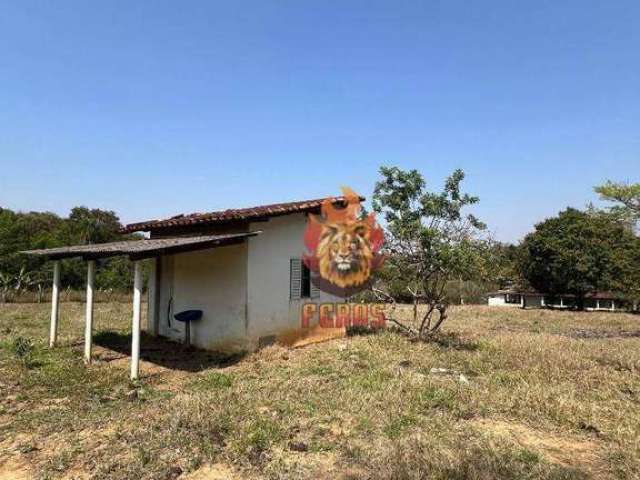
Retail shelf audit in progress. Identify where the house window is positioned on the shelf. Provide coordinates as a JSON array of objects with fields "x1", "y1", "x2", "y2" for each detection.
[
  {"x1": 505, "y1": 294, "x2": 521, "y2": 304},
  {"x1": 301, "y1": 263, "x2": 311, "y2": 298},
  {"x1": 290, "y1": 259, "x2": 319, "y2": 300}
]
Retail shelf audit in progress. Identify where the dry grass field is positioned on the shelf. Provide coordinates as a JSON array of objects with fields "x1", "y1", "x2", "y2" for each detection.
[{"x1": 0, "y1": 302, "x2": 639, "y2": 479}]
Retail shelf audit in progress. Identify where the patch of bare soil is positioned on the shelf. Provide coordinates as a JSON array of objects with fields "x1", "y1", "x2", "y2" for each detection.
[
  {"x1": 179, "y1": 462, "x2": 242, "y2": 480},
  {"x1": 92, "y1": 333, "x2": 245, "y2": 373},
  {"x1": 473, "y1": 419, "x2": 602, "y2": 471},
  {"x1": 61, "y1": 466, "x2": 90, "y2": 480},
  {"x1": 104, "y1": 353, "x2": 194, "y2": 389},
  {"x1": 0, "y1": 456, "x2": 31, "y2": 480},
  {"x1": 270, "y1": 448, "x2": 341, "y2": 480},
  {"x1": 277, "y1": 324, "x2": 346, "y2": 349},
  {"x1": 0, "y1": 433, "x2": 33, "y2": 480},
  {"x1": 248, "y1": 344, "x2": 292, "y2": 363}
]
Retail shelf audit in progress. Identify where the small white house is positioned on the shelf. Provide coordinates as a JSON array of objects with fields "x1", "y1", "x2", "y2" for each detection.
[
  {"x1": 487, "y1": 290, "x2": 524, "y2": 307},
  {"x1": 487, "y1": 289, "x2": 631, "y2": 311},
  {"x1": 135, "y1": 201, "x2": 345, "y2": 352},
  {"x1": 487, "y1": 290, "x2": 547, "y2": 308},
  {"x1": 24, "y1": 197, "x2": 347, "y2": 379}
]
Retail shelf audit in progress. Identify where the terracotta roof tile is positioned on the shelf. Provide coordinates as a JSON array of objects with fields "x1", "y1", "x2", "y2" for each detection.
[{"x1": 121, "y1": 196, "x2": 357, "y2": 233}]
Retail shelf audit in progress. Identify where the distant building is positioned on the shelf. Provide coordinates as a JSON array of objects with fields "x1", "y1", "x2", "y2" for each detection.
[{"x1": 487, "y1": 289, "x2": 635, "y2": 312}]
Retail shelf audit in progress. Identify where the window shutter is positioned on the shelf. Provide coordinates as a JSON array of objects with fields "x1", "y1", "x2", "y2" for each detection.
[
  {"x1": 290, "y1": 258, "x2": 302, "y2": 300},
  {"x1": 310, "y1": 276, "x2": 321, "y2": 299}
]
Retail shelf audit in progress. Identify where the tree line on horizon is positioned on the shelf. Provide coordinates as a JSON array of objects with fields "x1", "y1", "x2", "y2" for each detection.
[
  {"x1": 0, "y1": 174, "x2": 638, "y2": 329},
  {"x1": 0, "y1": 207, "x2": 139, "y2": 301}
]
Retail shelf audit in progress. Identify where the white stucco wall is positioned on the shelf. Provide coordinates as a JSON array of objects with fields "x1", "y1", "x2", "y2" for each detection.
[
  {"x1": 487, "y1": 294, "x2": 523, "y2": 307},
  {"x1": 487, "y1": 294, "x2": 507, "y2": 306},
  {"x1": 154, "y1": 213, "x2": 341, "y2": 351},
  {"x1": 246, "y1": 214, "x2": 339, "y2": 342},
  {"x1": 157, "y1": 243, "x2": 249, "y2": 350}
]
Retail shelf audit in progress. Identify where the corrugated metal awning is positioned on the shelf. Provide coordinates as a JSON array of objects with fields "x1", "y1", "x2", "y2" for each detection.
[{"x1": 20, "y1": 232, "x2": 260, "y2": 261}]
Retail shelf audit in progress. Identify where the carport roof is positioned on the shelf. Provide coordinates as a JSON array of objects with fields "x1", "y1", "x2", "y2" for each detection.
[{"x1": 20, "y1": 232, "x2": 260, "y2": 261}]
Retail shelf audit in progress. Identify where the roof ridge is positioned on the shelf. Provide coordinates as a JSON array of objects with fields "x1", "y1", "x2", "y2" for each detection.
[{"x1": 121, "y1": 195, "x2": 356, "y2": 233}]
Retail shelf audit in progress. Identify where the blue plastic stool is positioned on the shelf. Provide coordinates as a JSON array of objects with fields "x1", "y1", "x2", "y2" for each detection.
[{"x1": 173, "y1": 310, "x2": 202, "y2": 346}]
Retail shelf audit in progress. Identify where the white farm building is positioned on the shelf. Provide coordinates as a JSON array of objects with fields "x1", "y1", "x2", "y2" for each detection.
[
  {"x1": 487, "y1": 289, "x2": 635, "y2": 311},
  {"x1": 24, "y1": 197, "x2": 347, "y2": 379}
]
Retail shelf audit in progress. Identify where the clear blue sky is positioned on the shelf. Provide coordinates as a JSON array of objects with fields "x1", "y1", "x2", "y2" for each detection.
[{"x1": 1, "y1": 1, "x2": 638, "y2": 242}]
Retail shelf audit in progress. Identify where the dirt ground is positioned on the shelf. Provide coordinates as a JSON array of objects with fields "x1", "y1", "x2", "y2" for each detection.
[{"x1": 0, "y1": 302, "x2": 639, "y2": 479}]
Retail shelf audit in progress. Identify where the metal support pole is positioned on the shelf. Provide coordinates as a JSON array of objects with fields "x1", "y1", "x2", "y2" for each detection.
[
  {"x1": 84, "y1": 260, "x2": 96, "y2": 363},
  {"x1": 147, "y1": 258, "x2": 160, "y2": 336},
  {"x1": 49, "y1": 261, "x2": 61, "y2": 347},
  {"x1": 131, "y1": 261, "x2": 143, "y2": 380}
]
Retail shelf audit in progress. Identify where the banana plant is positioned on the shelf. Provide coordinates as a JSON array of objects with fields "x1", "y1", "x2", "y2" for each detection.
[
  {"x1": 31, "y1": 271, "x2": 46, "y2": 303},
  {"x1": 14, "y1": 266, "x2": 32, "y2": 292},
  {"x1": 0, "y1": 271, "x2": 13, "y2": 303}
]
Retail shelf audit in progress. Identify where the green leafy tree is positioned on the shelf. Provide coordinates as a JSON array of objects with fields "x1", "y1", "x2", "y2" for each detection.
[
  {"x1": 63, "y1": 207, "x2": 123, "y2": 244},
  {"x1": 96, "y1": 256, "x2": 135, "y2": 291},
  {"x1": 0, "y1": 206, "x2": 136, "y2": 295},
  {"x1": 62, "y1": 208, "x2": 136, "y2": 288},
  {"x1": 487, "y1": 242, "x2": 527, "y2": 290},
  {"x1": 594, "y1": 181, "x2": 640, "y2": 230},
  {"x1": 0, "y1": 209, "x2": 63, "y2": 276},
  {"x1": 372, "y1": 167, "x2": 488, "y2": 338},
  {"x1": 520, "y1": 208, "x2": 640, "y2": 307}
]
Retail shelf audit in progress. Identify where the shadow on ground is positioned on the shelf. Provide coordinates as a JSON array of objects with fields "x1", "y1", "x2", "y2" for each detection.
[
  {"x1": 427, "y1": 331, "x2": 481, "y2": 351},
  {"x1": 566, "y1": 328, "x2": 640, "y2": 339},
  {"x1": 92, "y1": 330, "x2": 245, "y2": 372}
]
